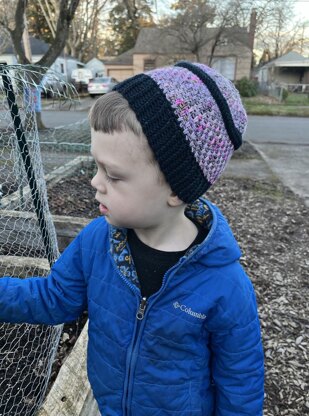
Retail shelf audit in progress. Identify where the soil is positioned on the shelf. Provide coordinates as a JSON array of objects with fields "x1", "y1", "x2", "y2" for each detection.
[{"x1": 47, "y1": 166, "x2": 99, "y2": 219}]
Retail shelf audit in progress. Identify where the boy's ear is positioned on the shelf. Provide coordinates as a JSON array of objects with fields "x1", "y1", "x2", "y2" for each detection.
[{"x1": 167, "y1": 192, "x2": 184, "y2": 207}]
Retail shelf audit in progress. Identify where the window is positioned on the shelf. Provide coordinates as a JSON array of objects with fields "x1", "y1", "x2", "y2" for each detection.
[
  {"x1": 144, "y1": 59, "x2": 156, "y2": 71},
  {"x1": 217, "y1": 36, "x2": 228, "y2": 46},
  {"x1": 211, "y1": 57, "x2": 236, "y2": 81}
]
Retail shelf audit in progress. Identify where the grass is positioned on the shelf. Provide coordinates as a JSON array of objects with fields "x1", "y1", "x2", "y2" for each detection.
[
  {"x1": 243, "y1": 93, "x2": 309, "y2": 117},
  {"x1": 285, "y1": 93, "x2": 309, "y2": 106}
]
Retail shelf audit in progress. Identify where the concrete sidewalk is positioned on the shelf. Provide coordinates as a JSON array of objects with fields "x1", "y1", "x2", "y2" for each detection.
[
  {"x1": 224, "y1": 141, "x2": 308, "y2": 207},
  {"x1": 248, "y1": 142, "x2": 309, "y2": 207},
  {"x1": 224, "y1": 142, "x2": 276, "y2": 182}
]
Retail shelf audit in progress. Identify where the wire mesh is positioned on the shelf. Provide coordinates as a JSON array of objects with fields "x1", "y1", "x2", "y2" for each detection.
[{"x1": 0, "y1": 64, "x2": 79, "y2": 415}]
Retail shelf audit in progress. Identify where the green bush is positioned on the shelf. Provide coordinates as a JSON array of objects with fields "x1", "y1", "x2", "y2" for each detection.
[
  {"x1": 235, "y1": 77, "x2": 258, "y2": 97},
  {"x1": 281, "y1": 88, "x2": 289, "y2": 102}
]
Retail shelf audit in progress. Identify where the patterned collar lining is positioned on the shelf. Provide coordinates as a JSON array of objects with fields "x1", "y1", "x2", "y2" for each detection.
[{"x1": 109, "y1": 199, "x2": 212, "y2": 291}]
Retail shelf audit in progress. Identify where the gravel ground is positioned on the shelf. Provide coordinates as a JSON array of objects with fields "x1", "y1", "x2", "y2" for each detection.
[{"x1": 47, "y1": 163, "x2": 309, "y2": 416}]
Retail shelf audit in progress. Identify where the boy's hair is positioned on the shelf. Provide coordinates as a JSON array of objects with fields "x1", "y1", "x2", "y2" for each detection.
[
  {"x1": 89, "y1": 90, "x2": 143, "y2": 138},
  {"x1": 89, "y1": 91, "x2": 165, "y2": 182}
]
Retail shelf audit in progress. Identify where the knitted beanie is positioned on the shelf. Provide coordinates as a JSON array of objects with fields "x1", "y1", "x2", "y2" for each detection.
[{"x1": 113, "y1": 61, "x2": 247, "y2": 203}]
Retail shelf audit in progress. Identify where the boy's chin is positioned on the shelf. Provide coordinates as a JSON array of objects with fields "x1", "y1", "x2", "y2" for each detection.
[{"x1": 103, "y1": 215, "x2": 125, "y2": 228}]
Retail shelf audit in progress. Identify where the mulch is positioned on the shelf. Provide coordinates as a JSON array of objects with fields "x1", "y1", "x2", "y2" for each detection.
[
  {"x1": 207, "y1": 178, "x2": 308, "y2": 416},
  {"x1": 46, "y1": 167, "x2": 309, "y2": 416}
]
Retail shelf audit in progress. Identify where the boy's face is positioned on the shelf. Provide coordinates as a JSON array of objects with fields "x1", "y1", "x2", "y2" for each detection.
[{"x1": 90, "y1": 129, "x2": 173, "y2": 230}]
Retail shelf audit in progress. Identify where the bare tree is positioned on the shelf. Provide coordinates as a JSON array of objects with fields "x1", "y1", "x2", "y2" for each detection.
[
  {"x1": 68, "y1": 0, "x2": 109, "y2": 61},
  {"x1": 257, "y1": 3, "x2": 308, "y2": 58},
  {"x1": 0, "y1": 27, "x2": 10, "y2": 54},
  {"x1": 158, "y1": 0, "x2": 216, "y2": 62},
  {"x1": 37, "y1": 0, "x2": 108, "y2": 62},
  {"x1": 160, "y1": 0, "x2": 308, "y2": 65},
  {"x1": 220, "y1": 0, "x2": 307, "y2": 60},
  {"x1": 158, "y1": 0, "x2": 248, "y2": 64},
  {"x1": 207, "y1": 1, "x2": 246, "y2": 66},
  {"x1": 0, "y1": 0, "x2": 80, "y2": 128},
  {"x1": 0, "y1": 0, "x2": 80, "y2": 66}
]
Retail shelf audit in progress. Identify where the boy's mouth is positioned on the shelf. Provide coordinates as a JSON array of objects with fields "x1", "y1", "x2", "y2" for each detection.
[{"x1": 99, "y1": 203, "x2": 108, "y2": 215}]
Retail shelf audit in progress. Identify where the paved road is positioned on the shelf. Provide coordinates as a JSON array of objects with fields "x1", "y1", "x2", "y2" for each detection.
[
  {"x1": 41, "y1": 97, "x2": 92, "y2": 127},
  {"x1": 244, "y1": 116, "x2": 309, "y2": 206},
  {"x1": 42, "y1": 109, "x2": 89, "y2": 128},
  {"x1": 245, "y1": 116, "x2": 309, "y2": 144},
  {"x1": 41, "y1": 107, "x2": 309, "y2": 206}
]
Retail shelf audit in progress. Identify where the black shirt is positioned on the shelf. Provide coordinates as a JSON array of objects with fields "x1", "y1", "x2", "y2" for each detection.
[{"x1": 127, "y1": 221, "x2": 208, "y2": 298}]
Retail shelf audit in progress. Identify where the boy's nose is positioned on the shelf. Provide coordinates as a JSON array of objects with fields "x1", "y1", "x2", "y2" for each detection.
[{"x1": 91, "y1": 173, "x2": 107, "y2": 194}]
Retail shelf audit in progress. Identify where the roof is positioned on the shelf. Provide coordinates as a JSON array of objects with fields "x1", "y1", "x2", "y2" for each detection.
[
  {"x1": 86, "y1": 57, "x2": 104, "y2": 65},
  {"x1": 262, "y1": 51, "x2": 309, "y2": 68},
  {"x1": 3, "y1": 36, "x2": 49, "y2": 55},
  {"x1": 104, "y1": 26, "x2": 250, "y2": 68},
  {"x1": 133, "y1": 27, "x2": 251, "y2": 54},
  {"x1": 105, "y1": 48, "x2": 134, "y2": 66}
]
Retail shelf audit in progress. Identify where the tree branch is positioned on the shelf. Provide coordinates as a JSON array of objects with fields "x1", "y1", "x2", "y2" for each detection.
[{"x1": 38, "y1": 0, "x2": 80, "y2": 67}]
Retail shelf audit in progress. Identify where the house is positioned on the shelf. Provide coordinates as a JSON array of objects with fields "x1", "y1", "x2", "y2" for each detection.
[
  {"x1": 85, "y1": 57, "x2": 106, "y2": 77},
  {"x1": 104, "y1": 49, "x2": 134, "y2": 81},
  {"x1": 256, "y1": 51, "x2": 309, "y2": 92},
  {"x1": 0, "y1": 36, "x2": 84, "y2": 82},
  {"x1": 105, "y1": 25, "x2": 253, "y2": 82}
]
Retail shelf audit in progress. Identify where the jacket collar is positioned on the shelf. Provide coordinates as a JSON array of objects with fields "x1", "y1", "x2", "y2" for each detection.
[{"x1": 109, "y1": 199, "x2": 213, "y2": 291}]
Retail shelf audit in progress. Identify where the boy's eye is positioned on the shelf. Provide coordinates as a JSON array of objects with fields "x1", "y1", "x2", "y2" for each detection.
[{"x1": 104, "y1": 172, "x2": 119, "y2": 183}]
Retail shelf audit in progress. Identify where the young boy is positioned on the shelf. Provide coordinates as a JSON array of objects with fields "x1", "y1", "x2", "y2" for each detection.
[{"x1": 0, "y1": 62, "x2": 264, "y2": 415}]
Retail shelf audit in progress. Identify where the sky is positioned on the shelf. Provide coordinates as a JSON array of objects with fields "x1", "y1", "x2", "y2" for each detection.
[
  {"x1": 294, "y1": 0, "x2": 309, "y2": 19},
  {"x1": 155, "y1": 0, "x2": 309, "y2": 24},
  {"x1": 155, "y1": 0, "x2": 309, "y2": 55}
]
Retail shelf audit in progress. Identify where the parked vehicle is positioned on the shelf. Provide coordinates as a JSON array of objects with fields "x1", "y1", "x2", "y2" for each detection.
[
  {"x1": 40, "y1": 72, "x2": 66, "y2": 98},
  {"x1": 87, "y1": 77, "x2": 118, "y2": 97},
  {"x1": 71, "y1": 68, "x2": 93, "y2": 85}
]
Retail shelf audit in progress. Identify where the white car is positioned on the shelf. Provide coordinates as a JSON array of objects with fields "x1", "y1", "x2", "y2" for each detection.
[{"x1": 88, "y1": 77, "x2": 118, "y2": 97}]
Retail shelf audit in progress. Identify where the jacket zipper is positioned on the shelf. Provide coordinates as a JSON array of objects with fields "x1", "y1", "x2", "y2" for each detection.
[
  {"x1": 108, "y1": 254, "x2": 145, "y2": 415},
  {"x1": 122, "y1": 247, "x2": 206, "y2": 415},
  {"x1": 124, "y1": 296, "x2": 147, "y2": 416},
  {"x1": 136, "y1": 296, "x2": 147, "y2": 320}
]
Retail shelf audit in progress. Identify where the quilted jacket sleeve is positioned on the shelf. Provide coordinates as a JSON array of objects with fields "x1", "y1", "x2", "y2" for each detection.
[
  {"x1": 0, "y1": 230, "x2": 87, "y2": 326},
  {"x1": 208, "y1": 266, "x2": 264, "y2": 416}
]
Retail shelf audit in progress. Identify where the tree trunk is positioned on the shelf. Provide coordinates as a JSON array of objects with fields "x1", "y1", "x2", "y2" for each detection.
[
  {"x1": 36, "y1": 112, "x2": 47, "y2": 130},
  {"x1": 8, "y1": 0, "x2": 81, "y2": 69}
]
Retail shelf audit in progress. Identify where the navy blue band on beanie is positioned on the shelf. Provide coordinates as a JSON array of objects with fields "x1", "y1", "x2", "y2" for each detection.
[
  {"x1": 113, "y1": 73, "x2": 211, "y2": 203},
  {"x1": 175, "y1": 61, "x2": 242, "y2": 150}
]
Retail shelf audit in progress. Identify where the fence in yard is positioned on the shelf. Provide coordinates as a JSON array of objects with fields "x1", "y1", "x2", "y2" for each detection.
[
  {"x1": 258, "y1": 82, "x2": 309, "y2": 102},
  {"x1": 0, "y1": 63, "x2": 79, "y2": 416}
]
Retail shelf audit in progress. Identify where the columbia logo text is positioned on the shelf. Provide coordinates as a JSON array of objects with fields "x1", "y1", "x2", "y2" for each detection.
[{"x1": 173, "y1": 301, "x2": 206, "y2": 320}]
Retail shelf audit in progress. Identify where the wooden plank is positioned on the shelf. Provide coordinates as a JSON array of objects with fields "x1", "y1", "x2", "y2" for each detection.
[
  {"x1": 0, "y1": 255, "x2": 50, "y2": 277},
  {"x1": 37, "y1": 321, "x2": 100, "y2": 416},
  {"x1": 0, "y1": 211, "x2": 91, "y2": 253},
  {"x1": 1, "y1": 155, "x2": 93, "y2": 210}
]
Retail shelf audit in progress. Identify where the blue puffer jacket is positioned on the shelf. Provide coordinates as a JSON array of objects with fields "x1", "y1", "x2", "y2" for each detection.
[{"x1": 0, "y1": 199, "x2": 264, "y2": 415}]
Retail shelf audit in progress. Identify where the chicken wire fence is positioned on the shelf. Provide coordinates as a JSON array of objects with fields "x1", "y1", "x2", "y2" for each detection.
[
  {"x1": 0, "y1": 64, "x2": 79, "y2": 415},
  {"x1": 38, "y1": 118, "x2": 91, "y2": 174}
]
